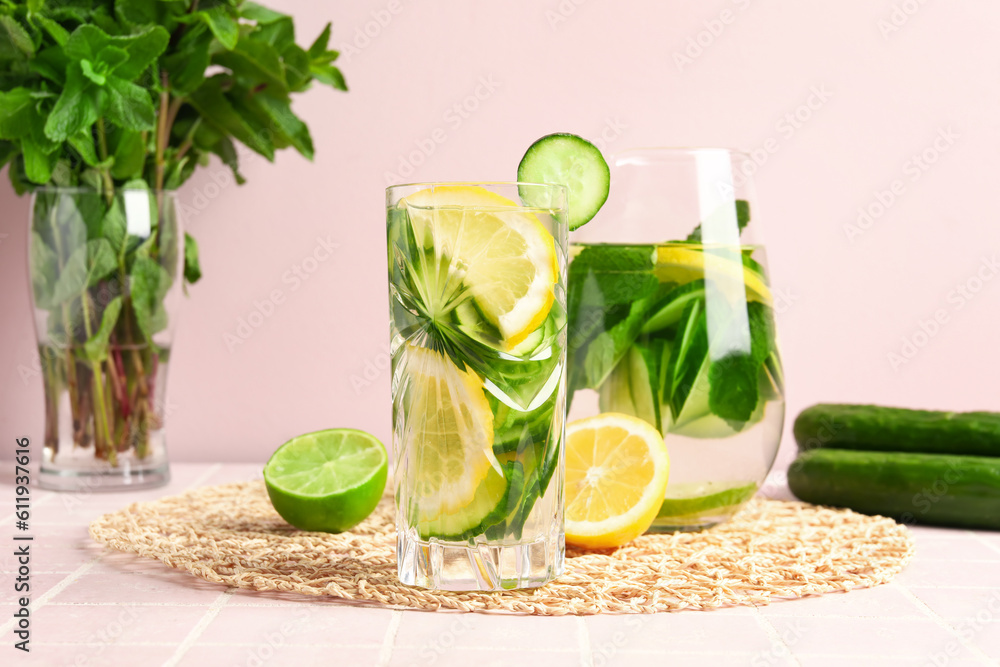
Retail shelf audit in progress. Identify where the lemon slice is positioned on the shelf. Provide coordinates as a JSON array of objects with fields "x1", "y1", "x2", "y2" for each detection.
[
  {"x1": 400, "y1": 186, "x2": 558, "y2": 348},
  {"x1": 655, "y1": 246, "x2": 772, "y2": 305},
  {"x1": 400, "y1": 345, "x2": 497, "y2": 523},
  {"x1": 564, "y1": 413, "x2": 670, "y2": 548}
]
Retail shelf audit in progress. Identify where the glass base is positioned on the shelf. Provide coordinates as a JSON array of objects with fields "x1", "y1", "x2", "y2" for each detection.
[
  {"x1": 397, "y1": 528, "x2": 565, "y2": 591},
  {"x1": 38, "y1": 462, "x2": 170, "y2": 492}
]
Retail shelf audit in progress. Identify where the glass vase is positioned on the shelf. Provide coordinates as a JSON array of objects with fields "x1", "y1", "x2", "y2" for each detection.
[
  {"x1": 28, "y1": 187, "x2": 182, "y2": 491},
  {"x1": 568, "y1": 148, "x2": 786, "y2": 531}
]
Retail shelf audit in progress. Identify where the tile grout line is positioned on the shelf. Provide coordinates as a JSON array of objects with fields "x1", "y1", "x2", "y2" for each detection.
[
  {"x1": 39, "y1": 600, "x2": 388, "y2": 608},
  {"x1": 891, "y1": 581, "x2": 995, "y2": 665},
  {"x1": 967, "y1": 532, "x2": 1000, "y2": 558},
  {"x1": 751, "y1": 606, "x2": 802, "y2": 667},
  {"x1": 0, "y1": 555, "x2": 102, "y2": 636},
  {"x1": 376, "y1": 609, "x2": 402, "y2": 667},
  {"x1": 916, "y1": 558, "x2": 1000, "y2": 563},
  {"x1": 162, "y1": 588, "x2": 234, "y2": 667},
  {"x1": 1, "y1": 492, "x2": 57, "y2": 526},
  {"x1": 25, "y1": 642, "x2": 996, "y2": 658},
  {"x1": 903, "y1": 585, "x2": 1000, "y2": 591},
  {"x1": 576, "y1": 616, "x2": 593, "y2": 667},
  {"x1": 184, "y1": 463, "x2": 223, "y2": 490}
]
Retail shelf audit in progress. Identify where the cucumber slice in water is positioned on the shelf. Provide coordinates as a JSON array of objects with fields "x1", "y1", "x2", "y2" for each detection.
[
  {"x1": 598, "y1": 342, "x2": 662, "y2": 433},
  {"x1": 642, "y1": 280, "x2": 707, "y2": 334},
  {"x1": 657, "y1": 481, "x2": 758, "y2": 521},
  {"x1": 417, "y1": 461, "x2": 519, "y2": 542},
  {"x1": 517, "y1": 133, "x2": 611, "y2": 230}
]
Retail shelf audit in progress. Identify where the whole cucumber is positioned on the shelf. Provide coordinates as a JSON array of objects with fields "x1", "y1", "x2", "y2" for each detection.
[
  {"x1": 788, "y1": 448, "x2": 1000, "y2": 530},
  {"x1": 794, "y1": 404, "x2": 1000, "y2": 457}
]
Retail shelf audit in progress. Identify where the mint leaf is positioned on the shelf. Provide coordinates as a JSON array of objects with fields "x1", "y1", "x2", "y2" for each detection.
[
  {"x1": 22, "y1": 138, "x2": 56, "y2": 184},
  {"x1": 162, "y1": 33, "x2": 211, "y2": 96},
  {"x1": 708, "y1": 352, "x2": 759, "y2": 424},
  {"x1": 183, "y1": 232, "x2": 201, "y2": 284},
  {"x1": 100, "y1": 199, "x2": 126, "y2": 251},
  {"x1": 28, "y1": 46, "x2": 68, "y2": 84},
  {"x1": 641, "y1": 280, "x2": 706, "y2": 334},
  {"x1": 310, "y1": 63, "x2": 346, "y2": 91},
  {"x1": 199, "y1": 6, "x2": 239, "y2": 50},
  {"x1": 242, "y1": 2, "x2": 290, "y2": 25},
  {"x1": 663, "y1": 299, "x2": 709, "y2": 421},
  {"x1": 68, "y1": 129, "x2": 100, "y2": 167},
  {"x1": 213, "y1": 38, "x2": 287, "y2": 92},
  {"x1": 30, "y1": 231, "x2": 58, "y2": 309},
  {"x1": 80, "y1": 58, "x2": 108, "y2": 85},
  {"x1": 209, "y1": 135, "x2": 246, "y2": 184},
  {"x1": 44, "y1": 62, "x2": 100, "y2": 141},
  {"x1": 110, "y1": 129, "x2": 145, "y2": 179},
  {"x1": 115, "y1": 0, "x2": 185, "y2": 32},
  {"x1": 281, "y1": 44, "x2": 311, "y2": 92},
  {"x1": 579, "y1": 292, "x2": 657, "y2": 390},
  {"x1": 308, "y1": 23, "x2": 333, "y2": 60},
  {"x1": 50, "y1": 239, "x2": 116, "y2": 306},
  {"x1": 94, "y1": 45, "x2": 129, "y2": 73},
  {"x1": 685, "y1": 199, "x2": 751, "y2": 243},
  {"x1": 65, "y1": 24, "x2": 112, "y2": 62},
  {"x1": 253, "y1": 94, "x2": 314, "y2": 159},
  {"x1": 568, "y1": 245, "x2": 655, "y2": 308},
  {"x1": 82, "y1": 296, "x2": 123, "y2": 361},
  {"x1": 130, "y1": 256, "x2": 172, "y2": 340},
  {"x1": 566, "y1": 245, "x2": 656, "y2": 361},
  {"x1": 0, "y1": 88, "x2": 37, "y2": 140},
  {"x1": 0, "y1": 15, "x2": 35, "y2": 59},
  {"x1": 747, "y1": 301, "x2": 776, "y2": 364},
  {"x1": 35, "y1": 16, "x2": 70, "y2": 46},
  {"x1": 103, "y1": 76, "x2": 155, "y2": 131},
  {"x1": 254, "y1": 17, "x2": 294, "y2": 47},
  {"x1": 188, "y1": 76, "x2": 275, "y2": 159},
  {"x1": 110, "y1": 26, "x2": 170, "y2": 81}
]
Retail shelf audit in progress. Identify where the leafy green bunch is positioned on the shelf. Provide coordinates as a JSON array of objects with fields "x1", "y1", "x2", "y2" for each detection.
[
  {"x1": 0, "y1": 0, "x2": 345, "y2": 200},
  {"x1": 0, "y1": 0, "x2": 346, "y2": 464}
]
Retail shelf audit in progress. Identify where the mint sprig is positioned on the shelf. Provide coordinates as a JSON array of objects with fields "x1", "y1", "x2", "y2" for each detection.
[
  {"x1": 567, "y1": 199, "x2": 782, "y2": 433},
  {"x1": 4, "y1": 1, "x2": 347, "y2": 465}
]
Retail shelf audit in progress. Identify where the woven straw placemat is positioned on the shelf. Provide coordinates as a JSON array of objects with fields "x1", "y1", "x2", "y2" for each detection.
[{"x1": 89, "y1": 481, "x2": 913, "y2": 615}]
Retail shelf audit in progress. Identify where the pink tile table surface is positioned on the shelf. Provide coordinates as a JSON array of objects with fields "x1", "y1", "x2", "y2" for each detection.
[{"x1": 2, "y1": 463, "x2": 999, "y2": 667}]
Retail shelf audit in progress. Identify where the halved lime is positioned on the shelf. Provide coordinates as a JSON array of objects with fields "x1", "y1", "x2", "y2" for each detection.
[
  {"x1": 657, "y1": 481, "x2": 758, "y2": 519},
  {"x1": 264, "y1": 429, "x2": 388, "y2": 533}
]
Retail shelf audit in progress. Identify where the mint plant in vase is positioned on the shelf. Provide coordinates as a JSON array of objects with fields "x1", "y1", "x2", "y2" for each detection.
[{"x1": 0, "y1": 1, "x2": 346, "y2": 490}]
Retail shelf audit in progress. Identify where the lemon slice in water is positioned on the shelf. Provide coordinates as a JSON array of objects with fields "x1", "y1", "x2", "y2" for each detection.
[
  {"x1": 400, "y1": 186, "x2": 558, "y2": 348},
  {"x1": 400, "y1": 345, "x2": 497, "y2": 524}
]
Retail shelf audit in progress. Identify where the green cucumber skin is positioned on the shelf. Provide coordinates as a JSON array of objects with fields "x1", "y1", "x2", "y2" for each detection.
[
  {"x1": 794, "y1": 404, "x2": 1000, "y2": 457},
  {"x1": 788, "y1": 448, "x2": 1000, "y2": 530},
  {"x1": 517, "y1": 133, "x2": 610, "y2": 230}
]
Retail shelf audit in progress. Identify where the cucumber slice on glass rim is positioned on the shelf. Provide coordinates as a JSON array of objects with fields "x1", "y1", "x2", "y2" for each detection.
[{"x1": 517, "y1": 133, "x2": 610, "y2": 230}]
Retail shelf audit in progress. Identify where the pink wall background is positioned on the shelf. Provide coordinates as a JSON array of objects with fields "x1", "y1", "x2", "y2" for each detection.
[{"x1": 2, "y1": 1, "x2": 998, "y2": 467}]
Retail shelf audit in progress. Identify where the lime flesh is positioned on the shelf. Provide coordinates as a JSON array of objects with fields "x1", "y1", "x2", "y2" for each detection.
[{"x1": 264, "y1": 429, "x2": 388, "y2": 533}]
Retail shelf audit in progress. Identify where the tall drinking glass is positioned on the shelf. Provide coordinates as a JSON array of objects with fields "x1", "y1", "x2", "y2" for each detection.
[
  {"x1": 568, "y1": 148, "x2": 785, "y2": 531},
  {"x1": 387, "y1": 182, "x2": 568, "y2": 590}
]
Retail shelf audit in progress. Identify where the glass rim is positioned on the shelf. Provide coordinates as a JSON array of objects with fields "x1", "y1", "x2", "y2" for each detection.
[
  {"x1": 29, "y1": 186, "x2": 178, "y2": 196},
  {"x1": 613, "y1": 146, "x2": 752, "y2": 161},
  {"x1": 386, "y1": 180, "x2": 568, "y2": 193}
]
